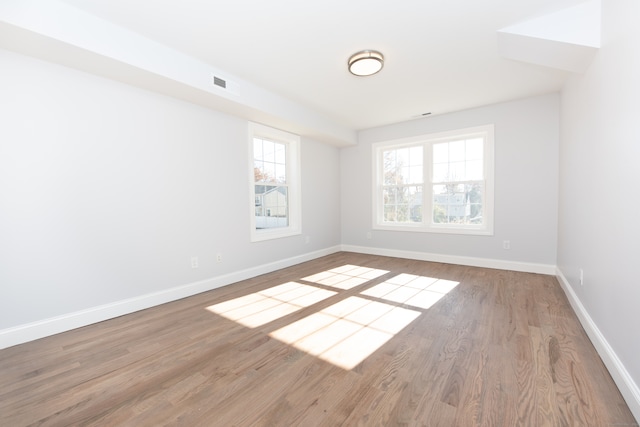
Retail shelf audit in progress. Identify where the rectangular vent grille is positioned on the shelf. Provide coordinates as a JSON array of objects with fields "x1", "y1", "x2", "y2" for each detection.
[{"x1": 213, "y1": 76, "x2": 227, "y2": 89}]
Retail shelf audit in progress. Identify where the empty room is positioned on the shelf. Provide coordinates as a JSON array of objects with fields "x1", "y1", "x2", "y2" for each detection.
[{"x1": 1, "y1": 0, "x2": 639, "y2": 425}]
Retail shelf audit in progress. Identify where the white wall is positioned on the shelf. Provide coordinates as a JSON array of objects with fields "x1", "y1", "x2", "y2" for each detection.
[
  {"x1": 0, "y1": 49, "x2": 341, "y2": 339},
  {"x1": 341, "y1": 94, "x2": 559, "y2": 270},
  {"x1": 558, "y1": 0, "x2": 640, "y2": 418}
]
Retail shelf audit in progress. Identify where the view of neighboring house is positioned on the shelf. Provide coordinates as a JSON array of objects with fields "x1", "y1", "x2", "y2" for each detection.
[
  {"x1": 254, "y1": 185, "x2": 288, "y2": 228},
  {"x1": 408, "y1": 190, "x2": 479, "y2": 223},
  {"x1": 434, "y1": 192, "x2": 471, "y2": 220}
]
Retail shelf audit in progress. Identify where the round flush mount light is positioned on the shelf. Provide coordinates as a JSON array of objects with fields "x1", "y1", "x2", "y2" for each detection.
[{"x1": 348, "y1": 50, "x2": 384, "y2": 76}]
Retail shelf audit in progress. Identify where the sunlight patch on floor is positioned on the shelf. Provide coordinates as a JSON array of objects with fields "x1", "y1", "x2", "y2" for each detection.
[
  {"x1": 206, "y1": 265, "x2": 459, "y2": 370},
  {"x1": 302, "y1": 264, "x2": 389, "y2": 289},
  {"x1": 362, "y1": 275, "x2": 459, "y2": 309},
  {"x1": 206, "y1": 282, "x2": 337, "y2": 328},
  {"x1": 270, "y1": 296, "x2": 420, "y2": 369}
]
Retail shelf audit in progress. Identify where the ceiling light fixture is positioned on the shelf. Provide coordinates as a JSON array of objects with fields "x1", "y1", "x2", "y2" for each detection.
[{"x1": 348, "y1": 50, "x2": 384, "y2": 76}]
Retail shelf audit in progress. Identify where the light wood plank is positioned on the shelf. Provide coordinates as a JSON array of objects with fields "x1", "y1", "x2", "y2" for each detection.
[{"x1": 0, "y1": 252, "x2": 636, "y2": 426}]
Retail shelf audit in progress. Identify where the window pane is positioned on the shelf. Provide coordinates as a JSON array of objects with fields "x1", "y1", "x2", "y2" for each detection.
[
  {"x1": 383, "y1": 150, "x2": 396, "y2": 173},
  {"x1": 263, "y1": 162, "x2": 275, "y2": 182},
  {"x1": 408, "y1": 165, "x2": 422, "y2": 184},
  {"x1": 399, "y1": 166, "x2": 410, "y2": 184},
  {"x1": 433, "y1": 202, "x2": 447, "y2": 223},
  {"x1": 433, "y1": 184, "x2": 447, "y2": 195},
  {"x1": 384, "y1": 171, "x2": 397, "y2": 185},
  {"x1": 466, "y1": 159, "x2": 483, "y2": 180},
  {"x1": 256, "y1": 185, "x2": 288, "y2": 229},
  {"x1": 449, "y1": 140, "x2": 465, "y2": 162},
  {"x1": 255, "y1": 184, "x2": 267, "y2": 195},
  {"x1": 263, "y1": 139, "x2": 275, "y2": 163},
  {"x1": 466, "y1": 138, "x2": 483, "y2": 160},
  {"x1": 433, "y1": 164, "x2": 448, "y2": 182},
  {"x1": 254, "y1": 161, "x2": 266, "y2": 182},
  {"x1": 433, "y1": 143, "x2": 448, "y2": 164},
  {"x1": 433, "y1": 184, "x2": 465, "y2": 224},
  {"x1": 432, "y1": 183, "x2": 483, "y2": 225},
  {"x1": 254, "y1": 137, "x2": 287, "y2": 185},
  {"x1": 433, "y1": 138, "x2": 484, "y2": 182},
  {"x1": 253, "y1": 138, "x2": 263, "y2": 159},
  {"x1": 383, "y1": 150, "x2": 398, "y2": 184},
  {"x1": 432, "y1": 183, "x2": 448, "y2": 224},
  {"x1": 275, "y1": 164, "x2": 286, "y2": 183},
  {"x1": 383, "y1": 185, "x2": 422, "y2": 223},
  {"x1": 396, "y1": 148, "x2": 408, "y2": 167},
  {"x1": 384, "y1": 186, "x2": 400, "y2": 205},
  {"x1": 449, "y1": 161, "x2": 465, "y2": 181},
  {"x1": 468, "y1": 183, "x2": 483, "y2": 223},
  {"x1": 409, "y1": 146, "x2": 422, "y2": 163},
  {"x1": 274, "y1": 142, "x2": 286, "y2": 164},
  {"x1": 384, "y1": 205, "x2": 397, "y2": 222},
  {"x1": 383, "y1": 147, "x2": 422, "y2": 186},
  {"x1": 409, "y1": 187, "x2": 423, "y2": 222}
]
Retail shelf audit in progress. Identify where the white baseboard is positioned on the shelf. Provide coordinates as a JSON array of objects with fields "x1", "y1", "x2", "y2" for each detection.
[
  {"x1": 341, "y1": 244, "x2": 557, "y2": 275},
  {"x1": 0, "y1": 245, "x2": 341, "y2": 349},
  {"x1": 556, "y1": 268, "x2": 640, "y2": 423}
]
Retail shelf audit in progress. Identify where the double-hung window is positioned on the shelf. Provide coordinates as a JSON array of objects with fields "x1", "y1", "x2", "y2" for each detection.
[
  {"x1": 373, "y1": 124, "x2": 494, "y2": 235},
  {"x1": 249, "y1": 122, "x2": 301, "y2": 242}
]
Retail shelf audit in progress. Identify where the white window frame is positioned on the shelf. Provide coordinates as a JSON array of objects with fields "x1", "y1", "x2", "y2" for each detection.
[
  {"x1": 249, "y1": 122, "x2": 301, "y2": 242},
  {"x1": 372, "y1": 124, "x2": 494, "y2": 235}
]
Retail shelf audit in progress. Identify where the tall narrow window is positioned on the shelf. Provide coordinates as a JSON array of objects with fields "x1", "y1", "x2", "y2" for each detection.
[
  {"x1": 373, "y1": 125, "x2": 494, "y2": 235},
  {"x1": 432, "y1": 137, "x2": 484, "y2": 226},
  {"x1": 254, "y1": 137, "x2": 288, "y2": 228},
  {"x1": 382, "y1": 145, "x2": 423, "y2": 224},
  {"x1": 249, "y1": 123, "x2": 301, "y2": 241}
]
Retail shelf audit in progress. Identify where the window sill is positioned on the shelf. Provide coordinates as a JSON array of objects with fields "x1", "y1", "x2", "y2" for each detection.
[
  {"x1": 373, "y1": 223, "x2": 493, "y2": 236},
  {"x1": 251, "y1": 228, "x2": 302, "y2": 242}
]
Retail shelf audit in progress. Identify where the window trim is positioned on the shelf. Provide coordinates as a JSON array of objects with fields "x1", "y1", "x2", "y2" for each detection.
[
  {"x1": 372, "y1": 124, "x2": 494, "y2": 235},
  {"x1": 249, "y1": 122, "x2": 301, "y2": 242}
]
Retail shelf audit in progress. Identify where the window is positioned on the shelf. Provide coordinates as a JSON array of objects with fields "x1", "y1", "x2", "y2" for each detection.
[
  {"x1": 373, "y1": 125, "x2": 494, "y2": 235},
  {"x1": 249, "y1": 122, "x2": 301, "y2": 241}
]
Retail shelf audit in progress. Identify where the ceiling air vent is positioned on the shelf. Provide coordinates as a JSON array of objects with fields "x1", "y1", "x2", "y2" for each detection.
[
  {"x1": 213, "y1": 76, "x2": 227, "y2": 89},
  {"x1": 210, "y1": 73, "x2": 238, "y2": 96}
]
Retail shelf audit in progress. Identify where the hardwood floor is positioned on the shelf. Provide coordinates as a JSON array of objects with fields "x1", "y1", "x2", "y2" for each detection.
[{"x1": 1, "y1": 252, "x2": 636, "y2": 426}]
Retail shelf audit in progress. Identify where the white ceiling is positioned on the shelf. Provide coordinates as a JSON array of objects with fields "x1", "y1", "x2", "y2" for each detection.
[{"x1": 56, "y1": 0, "x2": 587, "y2": 131}]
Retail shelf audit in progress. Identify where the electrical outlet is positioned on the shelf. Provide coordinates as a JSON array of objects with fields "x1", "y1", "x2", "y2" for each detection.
[
  {"x1": 503, "y1": 240, "x2": 510, "y2": 250},
  {"x1": 191, "y1": 256, "x2": 199, "y2": 268},
  {"x1": 216, "y1": 253, "x2": 222, "y2": 263},
  {"x1": 304, "y1": 235, "x2": 310, "y2": 244},
  {"x1": 579, "y1": 268, "x2": 584, "y2": 286},
  {"x1": 366, "y1": 231, "x2": 372, "y2": 239}
]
